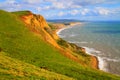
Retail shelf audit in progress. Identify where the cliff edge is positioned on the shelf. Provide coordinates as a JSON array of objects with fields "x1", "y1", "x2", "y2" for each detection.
[
  {"x1": 0, "y1": 10, "x2": 120, "y2": 80},
  {"x1": 18, "y1": 11, "x2": 98, "y2": 69}
]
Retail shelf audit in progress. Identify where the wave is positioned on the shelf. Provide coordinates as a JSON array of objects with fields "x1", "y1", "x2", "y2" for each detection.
[
  {"x1": 82, "y1": 47, "x2": 101, "y2": 54},
  {"x1": 97, "y1": 56, "x2": 108, "y2": 71},
  {"x1": 57, "y1": 22, "x2": 120, "y2": 75},
  {"x1": 102, "y1": 57, "x2": 120, "y2": 62},
  {"x1": 68, "y1": 41, "x2": 88, "y2": 44},
  {"x1": 79, "y1": 41, "x2": 88, "y2": 44},
  {"x1": 82, "y1": 46, "x2": 120, "y2": 73},
  {"x1": 70, "y1": 34, "x2": 77, "y2": 37},
  {"x1": 82, "y1": 46, "x2": 107, "y2": 71}
]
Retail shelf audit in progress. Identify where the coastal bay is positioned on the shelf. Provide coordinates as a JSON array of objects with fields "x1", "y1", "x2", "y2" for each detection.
[
  {"x1": 55, "y1": 22, "x2": 99, "y2": 69},
  {"x1": 58, "y1": 21, "x2": 120, "y2": 75}
]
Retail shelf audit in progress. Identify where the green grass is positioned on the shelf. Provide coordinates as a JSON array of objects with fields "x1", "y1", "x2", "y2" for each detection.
[
  {"x1": 0, "y1": 10, "x2": 120, "y2": 80},
  {"x1": 12, "y1": 10, "x2": 31, "y2": 17},
  {"x1": 0, "y1": 51, "x2": 74, "y2": 80}
]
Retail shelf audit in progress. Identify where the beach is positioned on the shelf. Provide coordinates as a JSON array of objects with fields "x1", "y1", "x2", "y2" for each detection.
[
  {"x1": 57, "y1": 21, "x2": 120, "y2": 75},
  {"x1": 56, "y1": 22, "x2": 99, "y2": 69}
]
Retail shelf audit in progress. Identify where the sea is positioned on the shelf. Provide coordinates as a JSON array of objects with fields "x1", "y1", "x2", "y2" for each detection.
[{"x1": 58, "y1": 21, "x2": 120, "y2": 75}]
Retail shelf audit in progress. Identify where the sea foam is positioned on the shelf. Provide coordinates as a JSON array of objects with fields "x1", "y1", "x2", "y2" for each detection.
[
  {"x1": 82, "y1": 46, "x2": 107, "y2": 71},
  {"x1": 68, "y1": 41, "x2": 88, "y2": 44},
  {"x1": 57, "y1": 23, "x2": 108, "y2": 71}
]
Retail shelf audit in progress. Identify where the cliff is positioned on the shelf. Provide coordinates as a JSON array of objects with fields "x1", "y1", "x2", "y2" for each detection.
[
  {"x1": 20, "y1": 12, "x2": 59, "y2": 48},
  {"x1": 19, "y1": 11, "x2": 88, "y2": 65},
  {"x1": 0, "y1": 10, "x2": 120, "y2": 80},
  {"x1": 20, "y1": 11, "x2": 98, "y2": 68}
]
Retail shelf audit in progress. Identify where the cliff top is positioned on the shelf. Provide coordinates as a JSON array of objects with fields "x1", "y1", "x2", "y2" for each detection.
[{"x1": 0, "y1": 10, "x2": 120, "y2": 80}]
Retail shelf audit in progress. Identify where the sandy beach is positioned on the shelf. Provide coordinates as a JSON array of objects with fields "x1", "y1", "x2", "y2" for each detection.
[{"x1": 56, "y1": 22, "x2": 99, "y2": 69}]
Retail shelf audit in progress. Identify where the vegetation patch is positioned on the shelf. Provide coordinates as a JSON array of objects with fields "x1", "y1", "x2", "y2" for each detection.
[
  {"x1": 12, "y1": 11, "x2": 31, "y2": 17},
  {"x1": 0, "y1": 10, "x2": 120, "y2": 80}
]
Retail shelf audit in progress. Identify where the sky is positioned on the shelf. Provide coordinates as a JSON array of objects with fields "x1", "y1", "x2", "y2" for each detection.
[{"x1": 0, "y1": 0, "x2": 120, "y2": 21}]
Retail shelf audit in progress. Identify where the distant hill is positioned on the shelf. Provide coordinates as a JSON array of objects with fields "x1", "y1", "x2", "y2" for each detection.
[
  {"x1": 0, "y1": 10, "x2": 120, "y2": 80},
  {"x1": 47, "y1": 19, "x2": 85, "y2": 23}
]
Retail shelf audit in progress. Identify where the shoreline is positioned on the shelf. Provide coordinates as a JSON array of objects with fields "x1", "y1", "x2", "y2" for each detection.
[
  {"x1": 56, "y1": 22, "x2": 99, "y2": 69},
  {"x1": 56, "y1": 22, "x2": 83, "y2": 36}
]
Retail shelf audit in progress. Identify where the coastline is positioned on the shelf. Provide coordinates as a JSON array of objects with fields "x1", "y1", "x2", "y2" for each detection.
[
  {"x1": 56, "y1": 22, "x2": 99, "y2": 69},
  {"x1": 56, "y1": 22, "x2": 82, "y2": 35}
]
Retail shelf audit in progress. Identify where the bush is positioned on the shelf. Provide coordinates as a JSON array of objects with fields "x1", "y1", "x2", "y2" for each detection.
[{"x1": 57, "y1": 38, "x2": 69, "y2": 47}]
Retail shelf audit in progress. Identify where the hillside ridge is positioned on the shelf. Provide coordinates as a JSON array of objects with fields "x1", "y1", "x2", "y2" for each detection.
[
  {"x1": 19, "y1": 11, "x2": 88, "y2": 65},
  {"x1": 0, "y1": 10, "x2": 120, "y2": 80}
]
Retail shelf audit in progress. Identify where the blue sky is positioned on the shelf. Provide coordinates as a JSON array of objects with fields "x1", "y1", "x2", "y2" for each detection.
[{"x1": 0, "y1": 0, "x2": 120, "y2": 21}]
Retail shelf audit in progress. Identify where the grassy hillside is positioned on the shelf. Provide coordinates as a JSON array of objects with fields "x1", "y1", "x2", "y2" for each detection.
[
  {"x1": 0, "y1": 51, "x2": 74, "y2": 80},
  {"x1": 0, "y1": 10, "x2": 120, "y2": 80}
]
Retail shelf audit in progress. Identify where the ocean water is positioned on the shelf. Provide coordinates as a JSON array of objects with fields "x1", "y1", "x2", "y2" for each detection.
[{"x1": 58, "y1": 21, "x2": 120, "y2": 75}]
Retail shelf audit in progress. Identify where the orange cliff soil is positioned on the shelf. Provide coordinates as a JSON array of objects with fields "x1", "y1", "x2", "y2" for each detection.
[
  {"x1": 52, "y1": 23, "x2": 99, "y2": 69},
  {"x1": 19, "y1": 11, "x2": 98, "y2": 69},
  {"x1": 20, "y1": 12, "x2": 82, "y2": 63},
  {"x1": 91, "y1": 56, "x2": 99, "y2": 69},
  {"x1": 21, "y1": 12, "x2": 59, "y2": 47}
]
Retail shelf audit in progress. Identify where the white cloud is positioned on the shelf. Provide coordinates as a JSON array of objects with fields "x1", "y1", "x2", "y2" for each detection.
[
  {"x1": 1, "y1": 0, "x2": 120, "y2": 12},
  {"x1": 53, "y1": 2, "x2": 65, "y2": 9},
  {"x1": 36, "y1": 6, "x2": 51, "y2": 11},
  {"x1": 36, "y1": 7, "x2": 42, "y2": 11},
  {"x1": 43, "y1": 0, "x2": 82, "y2": 9},
  {"x1": 0, "y1": 0, "x2": 120, "y2": 20},
  {"x1": 23, "y1": 0, "x2": 41, "y2": 4},
  {"x1": 98, "y1": 8, "x2": 109, "y2": 15},
  {"x1": 44, "y1": 6, "x2": 51, "y2": 10},
  {"x1": 81, "y1": 9, "x2": 89, "y2": 15},
  {"x1": 0, "y1": 0, "x2": 21, "y2": 11},
  {"x1": 95, "y1": 7, "x2": 110, "y2": 15},
  {"x1": 6, "y1": 0, "x2": 16, "y2": 4},
  {"x1": 58, "y1": 11, "x2": 66, "y2": 16},
  {"x1": 70, "y1": 10, "x2": 79, "y2": 15},
  {"x1": 43, "y1": 0, "x2": 57, "y2": 2},
  {"x1": 110, "y1": 7, "x2": 120, "y2": 14}
]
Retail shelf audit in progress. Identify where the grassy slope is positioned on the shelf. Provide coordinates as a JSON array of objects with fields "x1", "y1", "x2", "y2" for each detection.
[
  {"x1": 0, "y1": 10, "x2": 120, "y2": 80},
  {"x1": 0, "y1": 51, "x2": 74, "y2": 80}
]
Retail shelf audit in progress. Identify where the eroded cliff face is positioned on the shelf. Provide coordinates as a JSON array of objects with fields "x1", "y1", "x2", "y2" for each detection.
[
  {"x1": 19, "y1": 11, "x2": 98, "y2": 69},
  {"x1": 21, "y1": 12, "x2": 60, "y2": 48},
  {"x1": 20, "y1": 12, "x2": 83, "y2": 63}
]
